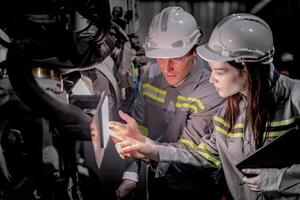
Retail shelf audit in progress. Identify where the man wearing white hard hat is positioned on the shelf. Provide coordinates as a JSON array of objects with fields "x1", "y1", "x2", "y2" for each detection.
[{"x1": 112, "y1": 6, "x2": 225, "y2": 200}]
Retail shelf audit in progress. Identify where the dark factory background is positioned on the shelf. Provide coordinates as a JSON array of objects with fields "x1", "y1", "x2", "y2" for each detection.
[{"x1": 0, "y1": 0, "x2": 299, "y2": 200}]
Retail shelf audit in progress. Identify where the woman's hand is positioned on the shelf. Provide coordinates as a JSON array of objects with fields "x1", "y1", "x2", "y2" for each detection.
[
  {"x1": 109, "y1": 130, "x2": 158, "y2": 161},
  {"x1": 242, "y1": 168, "x2": 284, "y2": 192},
  {"x1": 109, "y1": 110, "x2": 146, "y2": 143}
]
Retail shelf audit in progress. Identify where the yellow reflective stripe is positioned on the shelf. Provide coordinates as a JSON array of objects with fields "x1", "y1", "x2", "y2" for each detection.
[
  {"x1": 179, "y1": 138, "x2": 197, "y2": 148},
  {"x1": 142, "y1": 91, "x2": 165, "y2": 103},
  {"x1": 138, "y1": 125, "x2": 148, "y2": 136},
  {"x1": 196, "y1": 151, "x2": 221, "y2": 167},
  {"x1": 142, "y1": 83, "x2": 166, "y2": 95},
  {"x1": 175, "y1": 103, "x2": 198, "y2": 113},
  {"x1": 234, "y1": 123, "x2": 244, "y2": 129},
  {"x1": 197, "y1": 143, "x2": 221, "y2": 167},
  {"x1": 177, "y1": 95, "x2": 205, "y2": 110},
  {"x1": 215, "y1": 125, "x2": 243, "y2": 138},
  {"x1": 213, "y1": 116, "x2": 230, "y2": 128},
  {"x1": 179, "y1": 139, "x2": 220, "y2": 167},
  {"x1": 268, "y1": 116, "x2": 300, "y2": 127},
  {"x1": 264, "y1": 130, "x2": 289, "y2": 138},
  {"x1": 213, "y1": 116, "x2": 244, "y2": 129}
]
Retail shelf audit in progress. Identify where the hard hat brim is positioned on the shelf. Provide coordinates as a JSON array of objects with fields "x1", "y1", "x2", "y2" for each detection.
[
  {"x1": 146, "y1": 46, "x2": 192, "y2": 59},
  {"x1": 196, "y1": 45, "x2": 233, "y2": 63}
]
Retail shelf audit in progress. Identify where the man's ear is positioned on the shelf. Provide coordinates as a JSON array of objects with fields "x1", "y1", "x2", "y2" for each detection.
[{"x1": 191, "y1": 50, "x2": 197, "y2": 59}]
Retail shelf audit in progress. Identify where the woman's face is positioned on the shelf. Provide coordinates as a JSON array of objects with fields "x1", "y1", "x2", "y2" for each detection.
[{"x1": 208, "y1": 61, "x2": 247, "y2": 98}]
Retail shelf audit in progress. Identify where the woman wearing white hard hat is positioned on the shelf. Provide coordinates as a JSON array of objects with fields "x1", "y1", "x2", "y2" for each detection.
[{"x1": 194, "y1": 13, "x2": 300, "y2": 199}]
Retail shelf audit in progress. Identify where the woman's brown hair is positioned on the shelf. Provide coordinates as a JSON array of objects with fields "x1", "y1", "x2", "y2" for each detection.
[{"x1": 225, "y1": 61, "x2": 274, "y2": 148}]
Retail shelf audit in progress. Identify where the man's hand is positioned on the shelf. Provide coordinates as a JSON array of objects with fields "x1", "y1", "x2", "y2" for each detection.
[
  {"x1": 115, "y1": 179, "x2": 137, "y2": 199},
  {"x1": 242, "y1": 168, "x2": 284, "y2": 192},
  {"x1": 109, "y1": 110, "x2": 146, "y2": 143},
  {"x1": 109, "y1": 110, "x2": 158, "y2": 160}
]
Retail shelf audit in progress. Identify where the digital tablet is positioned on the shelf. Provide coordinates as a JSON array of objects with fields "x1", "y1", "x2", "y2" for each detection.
[
  {"x1": 91, "y1": 91, "x2": 109, "y2": 169},
  {"x1": 236, "y1": 129, "x2": 300, "y2": 171},
  {"x1": 94, "y1": 91, "x2": 110, "y2": 148}
]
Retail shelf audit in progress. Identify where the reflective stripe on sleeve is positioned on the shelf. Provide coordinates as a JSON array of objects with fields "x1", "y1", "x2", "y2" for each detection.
[
  {"x1": 268, "y1": 116, "x2": 300, "y2": 127},
  {"x1": 264, "y1": 116, "x2": 300, "y2": 138},
  {"x1": 179, "y1": 138, "x2": 221, "y2": 167}
]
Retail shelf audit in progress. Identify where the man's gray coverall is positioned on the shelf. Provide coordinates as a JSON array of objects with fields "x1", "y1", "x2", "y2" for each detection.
[{"x1": 122, "y1": 59, "x2": 225, "y2": 198}]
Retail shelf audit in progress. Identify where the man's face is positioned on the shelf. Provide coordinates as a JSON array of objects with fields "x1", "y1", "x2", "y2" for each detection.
[
  {"x1": 208, "y1": 61, "x2": 247, "y2": 98},
  {"x1": 156, "y1": 52, "x2": 195, "y2": 86}
]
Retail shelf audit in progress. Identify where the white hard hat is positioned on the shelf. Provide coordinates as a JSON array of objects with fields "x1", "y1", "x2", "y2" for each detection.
[
  {"x1": 197, "y1": 13, "x2": 274, "y2": 64},
  {"x1": 145, "y1": 6, "x2": 202, "y2": 59}
]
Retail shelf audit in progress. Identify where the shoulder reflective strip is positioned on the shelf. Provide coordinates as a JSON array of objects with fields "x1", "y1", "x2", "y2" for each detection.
[
  {"x1": 215, "y1": 125, "x2": 243, "y2": 138},
  {"x1": 177, "y1": 95, "x2": 205, "y2": 110},
  {"x1": 175, "y1": 102, "x2": 198, "y2": 113},
  {"x1": 268, "y1": 116, "x2": 300, "y2": 127},
  {"x1": 263, "y1": 130, "x2": 288, "y2": 138},
  {"x1": 179, "y1": 139, "x2": 220, "y2": 167},
  {"x1": 142, "y1": 91, "x2": 165, "y2": 103},
  {"x1": 138, "y1": 125, "x2": 148, "y2": 136},
  {"x1": 213, "y1": 116, "x2": 244, "y2": 129},
  {"x1": 143, "y1": 83, "x2": 167, "y2": 95}
]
